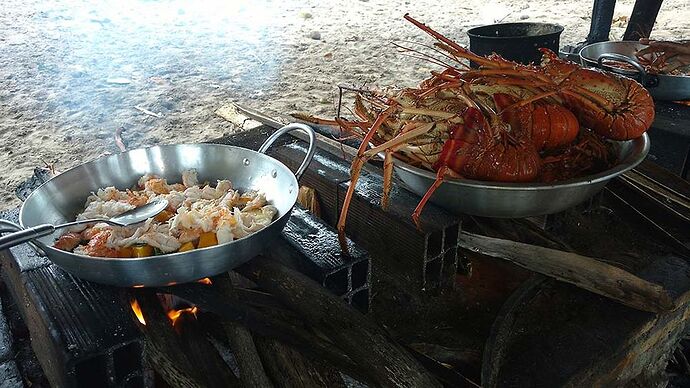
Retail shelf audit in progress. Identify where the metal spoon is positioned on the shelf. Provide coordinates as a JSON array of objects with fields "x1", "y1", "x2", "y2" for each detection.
[{"x1": 0, "y1": 198, "x2": 169, "y2": 251}]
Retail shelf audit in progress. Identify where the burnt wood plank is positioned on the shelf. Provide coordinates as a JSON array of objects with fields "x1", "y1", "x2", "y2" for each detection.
[
  {"x1": 272, "y1": 141, "x2": 349, "y2": 226},
  {"x1": 274, "y1": 204, "x2": 371, "y2": 311},
  {"x1": 206, "y1": 124, "x2": 276, "y2": 151},
  {"x1": 0, "y1": 298, "x2": 13, "y2": 364},
  {"x1": 0, "y1": 244, "x2": 144, "y2": 388},
  {"x1": 337, "y1": 165, "x2": 462, "y2": 291},
  {"x1": 265, "y1": 136, "x2": 463, "y2": 291}
]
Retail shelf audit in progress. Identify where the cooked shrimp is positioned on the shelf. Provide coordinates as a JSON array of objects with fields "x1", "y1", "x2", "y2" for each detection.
[
  {"x1": 56, "y1": 169, "x2": 276, "y2": 257},
  {"x1": 182, "y1": 169, "x2": 198, "y2": 187},
  {"x1": 144, "y1": 178, "x2": 171, "y2": 195},
  {"x1": 76, "y1": 230, "x2": 120, "y2": 257},
  {"x1": 54, "y1": 232, "x2": 82, "y2": 251}
]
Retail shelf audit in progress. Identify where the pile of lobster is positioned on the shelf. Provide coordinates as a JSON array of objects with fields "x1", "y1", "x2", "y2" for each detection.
[{"x1": 298, "y1": 15, "x2": 655, "y2": 252}]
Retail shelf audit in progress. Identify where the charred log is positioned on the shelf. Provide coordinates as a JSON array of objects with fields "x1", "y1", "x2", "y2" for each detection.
[
  {"x1": 134, "y1": 290, "x2": 204, "y2": 388},
  {"x1": 174, "y1": 314, "x2": 240, "y2": 388},
  {"x1": 255, "y1": 337, "x2": 345, "y2": 388},
  {"x1": 237, "y1": 256, "x2": 442, "y2": 387},
  {"x1": 458, "y1": 231, "x2": 674, "y2": 313}
]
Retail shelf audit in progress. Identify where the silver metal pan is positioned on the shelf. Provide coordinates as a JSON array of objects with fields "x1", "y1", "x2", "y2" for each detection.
[
  {"x1": 579, "y1": 41, "x2": 690, "y2": 101},
  {"x1": 392, "y1": 134, "x2": 649, "y2": 218},
  {"x1": 0, "y1": 123, "x2": 316, "y2": 287}
]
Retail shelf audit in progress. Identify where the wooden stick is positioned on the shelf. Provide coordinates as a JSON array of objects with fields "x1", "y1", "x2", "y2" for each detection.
[
  {"x1": 237, "y1": 256, "x2": 442, "y2": 387},
  {"x1": 134, "y1": 105, "x2": 163, "y2": 118},
  {"x1": 458, "y1": 232, "x2": 674, "y2": 313}
]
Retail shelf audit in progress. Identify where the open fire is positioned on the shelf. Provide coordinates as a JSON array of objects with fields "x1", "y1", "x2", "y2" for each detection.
[{"x1": 130, "y1": 277, "x2": 211, "y2": 326}]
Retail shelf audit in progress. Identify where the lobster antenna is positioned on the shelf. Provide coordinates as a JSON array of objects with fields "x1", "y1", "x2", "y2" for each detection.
[{"x1": 394, "y1": 40, "x2": 471, "y2": 70}]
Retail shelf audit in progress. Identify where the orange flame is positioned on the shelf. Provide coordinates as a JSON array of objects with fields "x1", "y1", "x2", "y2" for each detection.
[
  {"x1": 197, "y1": 277, "x2": 213, "y2": 285},
  {"x1": 167, "y1": 306, "x2": 199, "y2": 326},
  {"x1": 130, "y1": 299, "x2": 146, "y2": 325}
]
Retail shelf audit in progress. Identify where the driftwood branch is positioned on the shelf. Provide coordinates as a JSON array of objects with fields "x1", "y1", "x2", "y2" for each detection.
[
  {"x1": 458, "y1": 232, "x2": 674, "y2": 313},
  {"x1": 237, "y1": 256, "x2": 442, "y2": 387}
]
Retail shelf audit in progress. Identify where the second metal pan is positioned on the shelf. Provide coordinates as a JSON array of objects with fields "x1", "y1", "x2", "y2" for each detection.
[{"x1": 579, "y1": 41, "x2": 690, "y2": 101}]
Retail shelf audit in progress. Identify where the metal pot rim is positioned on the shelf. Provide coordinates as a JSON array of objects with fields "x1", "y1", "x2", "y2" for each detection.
[{"x1": 467, "y1": 22, "x2": 564, "y2": 39}]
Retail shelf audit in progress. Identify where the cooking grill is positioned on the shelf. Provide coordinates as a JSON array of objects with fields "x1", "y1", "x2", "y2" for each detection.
[{"x1": 0, "y1": 116, "x2": 689, "y2": 386}]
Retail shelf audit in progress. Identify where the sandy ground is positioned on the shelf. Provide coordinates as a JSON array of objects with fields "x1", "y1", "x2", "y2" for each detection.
[{"x1": 1, "y1": 0, "x2": 688, "y2": 211}]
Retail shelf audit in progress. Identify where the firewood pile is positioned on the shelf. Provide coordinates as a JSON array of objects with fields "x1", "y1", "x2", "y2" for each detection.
[{"x1": 131, "y1": 257, "x2": 472, "y2": 387}]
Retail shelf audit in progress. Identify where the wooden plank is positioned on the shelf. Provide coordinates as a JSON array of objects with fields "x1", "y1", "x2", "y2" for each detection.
[{"x1": 459, "y1": 231, "x2": 674, "y2": 313}]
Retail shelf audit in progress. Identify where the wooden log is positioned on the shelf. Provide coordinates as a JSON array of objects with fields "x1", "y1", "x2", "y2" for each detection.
[
  {"x1": 406, "y1": 346, "x2": 481, "y2": 388},
  {"x1": 483, "y1": 255, "x2": 690, "y2": 387},
  {"x1": 237, "y1": 256, "x2": 442, "y2": 387},
  {"x1": 458, "y1": 231, "x2": 674, "y2": 313},
  {"x1": 255, "y1": 336, "x2": 344, "y2": 388},
  {"x1": 213, "y1": 278, "x2": 273, "y2": 387},
  {"x1": 174, "y1": 314, "x2": 240, "y2": 388},
  {"x1": 135, "y1": 290, "x2": 205, "y2": 388},
  {"x1": 224, "y1": 322, "x2": 273, "y2": 388},
  {"x1": 158, "y1": 283, "x2": 368, "y2": 383}
]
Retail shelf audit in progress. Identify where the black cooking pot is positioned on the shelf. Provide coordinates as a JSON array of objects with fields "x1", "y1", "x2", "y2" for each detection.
[{"x1": 467, "y1": 22, "x2": 564, "y2": 66}]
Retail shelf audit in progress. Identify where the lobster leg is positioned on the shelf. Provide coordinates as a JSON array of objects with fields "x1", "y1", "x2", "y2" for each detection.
[
  {"x1": 411, "y1": 165, "x2": 450, "y2": 228},
  {"x1": 337, "y1": 105, "x2": 398, "y2": 253},
  {"x1": 381, "y1": 150, "x2": 394, "y2": 210}
]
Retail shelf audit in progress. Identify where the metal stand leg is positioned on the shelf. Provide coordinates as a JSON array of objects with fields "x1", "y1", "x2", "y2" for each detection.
[
  {"x1": 586, "y1": 0, "x2": 617, "y2": 44},
  {"x1": 623, "y1": 0, "x2": 664, "y2": 41}
]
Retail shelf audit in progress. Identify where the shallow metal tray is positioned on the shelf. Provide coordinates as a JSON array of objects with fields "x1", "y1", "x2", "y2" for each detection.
[{"x1": 392, "y1": 134, "x2": 650, "y2": 218}]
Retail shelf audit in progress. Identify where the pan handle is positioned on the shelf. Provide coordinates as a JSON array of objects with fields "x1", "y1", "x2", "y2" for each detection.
[
  {"x1": 597, "y1": 53, "x2": 650, "y2": 85},
  {"x1": 1, "y1": 220, "x2": 48, "y2": 256},
  {"x1": 0, "y1": 224, "x2": 55, "y2": 251},
  {"x1": 258, "y1": 123, "x2": 316, "y2": 180}
]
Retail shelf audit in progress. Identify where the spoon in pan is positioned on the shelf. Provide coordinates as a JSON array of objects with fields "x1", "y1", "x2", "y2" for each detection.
[{"x1": 0, "y1": 198, "x2": 169, "y2": 251}]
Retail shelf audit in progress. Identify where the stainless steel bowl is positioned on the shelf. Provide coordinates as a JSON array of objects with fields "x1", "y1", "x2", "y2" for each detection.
[{"x1": 392, "y1": 134, "x2": 650, "y2": 218}]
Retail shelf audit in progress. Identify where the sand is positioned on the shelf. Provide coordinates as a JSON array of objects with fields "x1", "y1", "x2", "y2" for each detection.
[{"x1": 1, "y1": 0, "x2": 688, "y2": 211}]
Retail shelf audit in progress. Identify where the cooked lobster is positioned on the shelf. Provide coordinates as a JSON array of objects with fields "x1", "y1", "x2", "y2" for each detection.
[{"x1": 298, "y1": 15, "x2": 655, "y2": 252}]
